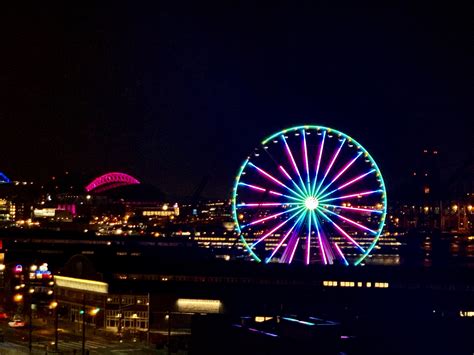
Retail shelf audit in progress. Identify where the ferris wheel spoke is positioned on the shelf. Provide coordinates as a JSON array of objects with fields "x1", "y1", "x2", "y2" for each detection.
[
  {"x1": 319, "y1": 207, "x2": 378, "y2": 234},
  {"x1": 314, "y1": 138, "x2": 346, "y2": 196},
  {"x1": 278, "y1": 166, "x2": 306, "y2": 197},
  {"x1": 321, "y1": 203, "x2": 384, "y2": 214},
  {"x1": 288, "y1": 237, "x2": 300, "y2": 264},
  {"x1": 301, "y1": 129, "x2": 311, "y2": 192},
  {"x1": 281, "y1": 135, "x2": 308, "y2": 195},
  {"x1": 305, "y1": 209, "x2": 312, "y2": 265},
  {"x1": 317, "y1": 152, "x2": 362, "y2": 198},
  {"x1": 238, "y1": 182, "x2": 303, "y2": 202},
  {"x1": 237, "y1": 202, "x2": 303, "y2": 208},
  {"x1": 250, "y1": 207, "x2": 305, "y2": 247},
  {"x1": 243, "y1": 205, "x2": 304, "y2": 229},
  {"x1": 265, "y1": 211, "x2": 306, "y2": 263},
  {"x1": 311, "y1": 131, "x2": 326, "y2": 195},
  {"x1": 333, "y1": 242, "x2": 349, "y2": 266},
  {"x1": 262, "y1": 146, "x2": 307, "y2": 198},
  {"x1": 311, "y1": 211, "x2": 328, "y2": 265},
  {"x1": 319, "y1": 189, "x2": 384, "y2": 204},
  {"x1": 315, "y1": 209, "x2": 366, "y2": 253},
  {"x1": 248, "y1": 162, "x2": 304, "y2": 199},
  {"x1": 318, "y1": 169, "x2": 376, "y2": 200}
]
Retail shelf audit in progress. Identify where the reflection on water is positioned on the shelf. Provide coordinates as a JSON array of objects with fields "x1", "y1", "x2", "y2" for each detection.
[{"x1": 363, "y1": 232, "x2": 474, "y2": 267}]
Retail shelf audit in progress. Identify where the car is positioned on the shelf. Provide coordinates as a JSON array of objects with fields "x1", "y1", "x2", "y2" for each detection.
[{"x1": 8, "y1": 320, "x2": 25, "y2": 328}]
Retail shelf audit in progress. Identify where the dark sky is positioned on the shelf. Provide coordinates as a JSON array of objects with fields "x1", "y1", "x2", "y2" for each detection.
[{"x1": 1, "y1": 2, "x2": 472, "y2": 198}]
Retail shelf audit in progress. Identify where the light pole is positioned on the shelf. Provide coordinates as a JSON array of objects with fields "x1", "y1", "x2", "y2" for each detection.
[
  {"x1": 81, "y1": 294, "x2": 86, "y2": 355},
  {"x1": 146, "y1": 293, "x2": 150, "y2": 345}
]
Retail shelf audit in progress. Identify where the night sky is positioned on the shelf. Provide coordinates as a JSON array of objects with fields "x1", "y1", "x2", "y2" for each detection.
[{"x1": 1, "y1": 3, "x2": 472, "y2": 198}]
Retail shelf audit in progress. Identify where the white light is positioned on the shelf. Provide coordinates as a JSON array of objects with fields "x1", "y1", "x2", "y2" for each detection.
[{"x1": 305, "y1": 197, "x2": 319, "y2": 210}]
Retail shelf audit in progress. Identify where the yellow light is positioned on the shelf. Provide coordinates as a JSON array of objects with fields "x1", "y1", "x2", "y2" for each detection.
[
  {"x1": 49, "y1": 301, "x2": 58, "y2": 309},
  {"x1": 0, "y1": 264, "x2": 5, "y2": 271},
  {"x1": 90, "y1": 308, "x2": 100, "y2": 316},
  {"x1": 13, "y1": 294, "x2": 23, "y2": 302},
  {"x1": 452, "y1": 205, "x2": 458, "y2": 212},
  {"x1": 54, "y1": 275, "x2": 108, "y2": 294},
  {"x1": 177, "y1": 298, "x2": 222, "y2": 313},
  {"x1": 468, "y1": 205, "x2": 473, "y2": 212},
  {"x1": 30, "y1": 265, "x2": 38, "y2": 272}
]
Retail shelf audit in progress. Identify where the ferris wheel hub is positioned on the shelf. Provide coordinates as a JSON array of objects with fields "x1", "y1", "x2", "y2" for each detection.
[{"x1": 304, "y1": 197, "x2": 319, "y2": 210}]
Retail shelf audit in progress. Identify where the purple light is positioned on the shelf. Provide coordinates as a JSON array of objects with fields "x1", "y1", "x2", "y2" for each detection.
[
  {"x1": 251, "y1": 208, "x2": 304, "y2": 247},
  {"x1": 266, "y1": 212, "x2": 306, "y2": 262},
  {"x1": 321, "y1": 207, "x2": 377, "y2": 234},
  {"x1": 85, "y1": 172, "x2": 140, "y2": 193},
  {"x1": 248, "y1": 328, "x2": 279, "y2": 337}
]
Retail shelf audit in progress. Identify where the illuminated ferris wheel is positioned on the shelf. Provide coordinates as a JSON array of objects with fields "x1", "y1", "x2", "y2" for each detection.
[{"x1": 232, "y1": 125, "x2": 387, "y2": 266}]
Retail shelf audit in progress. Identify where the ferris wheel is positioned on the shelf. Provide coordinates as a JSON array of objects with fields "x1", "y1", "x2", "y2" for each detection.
[{"x1": 232, "y1": 125, "x2": 387, "y2": 266}]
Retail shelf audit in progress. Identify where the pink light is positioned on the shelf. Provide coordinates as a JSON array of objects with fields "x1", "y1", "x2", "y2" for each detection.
[
  {"x1": 321, "y1": 204, "x2": 383, "y2": 214},
  {"x1": 249, "y1": 162, "x2": 301, "y2": 197},
  {"x1": 319, "y1": 189, "x2": 383, "y2": 203},
  {"x1": 313, "y1": 212, "x2": 327, "y2": 265},
  {"x1": 279, "y1": 165, "x2": 292, "y2": 180},
  {"x1": 317, "y1": 210, "x2": 365, "y2": 252},
  {"x1": 282, "y1": 136, "x2": 306, "y2": 193},
  {"x1": 288, "y1": 237, "x2": 300, "y2": 264},
  {"x1": 312, "y1": 131, "x2": 326, "y2": 193},
  {"x1": 245, "y1": 206, "x2": 302, "y2": 227},
  {"x1": 252, "y1": 208, "x2": 303, "y2": 246},
  {"x1": 315, "y1": 138, "x2": 346, "y2": 195},
  {"x1": 85, "y1": 172, "x2": 140, "y2": 193},
  {"x1": 239, "y1": 182, "x2": 266, "y2": 192},
  {"x1": 321, "y1": 207, "x2": 377, "y2": 234},
  {"x1": 317, "y1": 152, "x2": 362, "y2": 197},
  {"x1": 238, "y1": 202, "x2": 301, "y2": 207},
  {"x1": 337, "y1": 169, "x2": 376, "y2": 191},
  {"x1": 319, "y1": 169, "x2": 376, "y2": 200},
  {"x1": 266, "y1": 213, "x2": 305, "y2": 262},
  {"x1": 302, "y1": 130, "x2": 310, "y2": 186},
  {"x1": 306, "y1": 212, "x2": 311, "y2": 265},
  {"x1": 333, "y1": 242, "x2": 349, "y2": 266}
]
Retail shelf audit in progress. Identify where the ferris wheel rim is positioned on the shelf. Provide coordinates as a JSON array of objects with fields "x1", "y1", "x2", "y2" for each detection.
[{"x1": 232, "y1": 125, "x2": 387, "y2": 266}]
